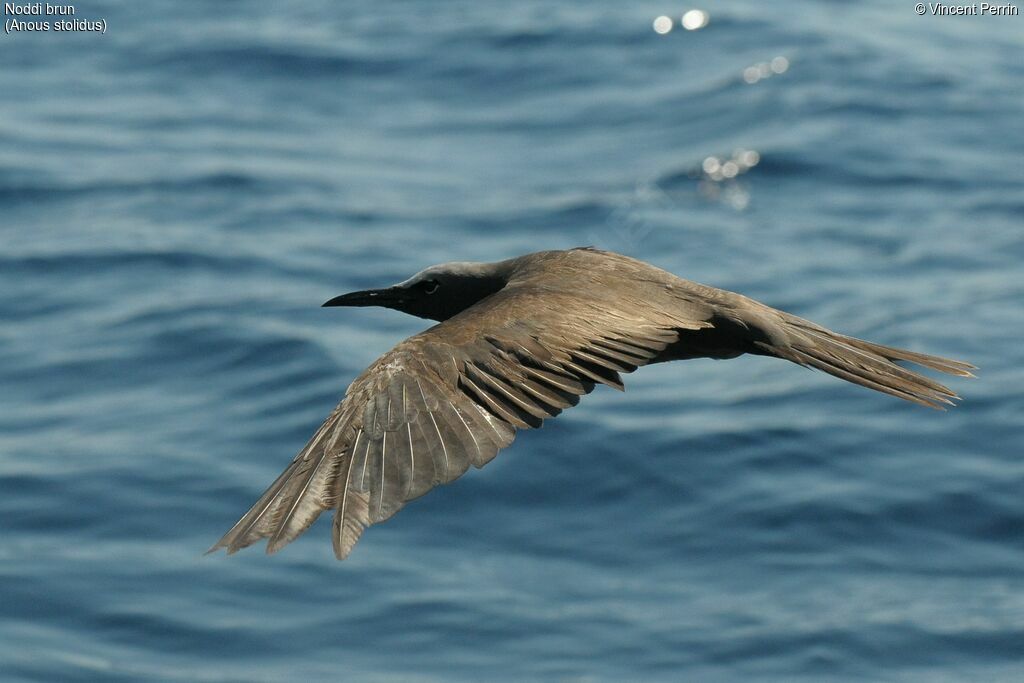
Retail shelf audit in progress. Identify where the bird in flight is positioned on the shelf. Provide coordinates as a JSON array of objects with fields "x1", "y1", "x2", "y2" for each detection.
[{"x1": 210, "y1": 248, "x2": 973, "y2": 560}]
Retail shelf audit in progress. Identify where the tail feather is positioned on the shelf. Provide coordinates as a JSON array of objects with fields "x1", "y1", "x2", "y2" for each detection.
[
  {"x1": 755, "y1": 312, "x2": 975, "y2": 410},
  {"x1": 840, "y1": 336, "x2": 975, "y2": 377}
]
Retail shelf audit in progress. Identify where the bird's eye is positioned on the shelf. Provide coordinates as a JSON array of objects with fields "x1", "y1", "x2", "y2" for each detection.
[{"x1": 423, "y1": 279, "x2": 440, "y2": 294}]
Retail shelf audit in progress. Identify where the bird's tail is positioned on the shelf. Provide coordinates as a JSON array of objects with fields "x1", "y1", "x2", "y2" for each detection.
[{"x1": 752, "y1": 310, "x2": 975, "y2": 409}]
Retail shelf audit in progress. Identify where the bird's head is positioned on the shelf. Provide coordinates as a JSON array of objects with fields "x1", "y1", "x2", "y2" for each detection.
[{"x1": 322, "y1": 260, "x2": 510, "y2": 321}]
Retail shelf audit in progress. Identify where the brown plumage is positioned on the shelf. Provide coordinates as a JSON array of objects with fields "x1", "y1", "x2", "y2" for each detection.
[{"x1": 209, "y1": 248, "x2": 974, "y2": 559}]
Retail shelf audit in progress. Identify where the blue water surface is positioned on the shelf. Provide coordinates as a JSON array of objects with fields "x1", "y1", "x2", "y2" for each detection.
[{"x1": 2, "y1": 1, "x2": 1022, "y2": 681}]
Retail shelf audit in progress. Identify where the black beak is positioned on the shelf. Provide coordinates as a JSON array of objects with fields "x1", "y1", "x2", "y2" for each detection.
[{"x1": 322, "y1": 287, "x2": 406, "y2": 308}]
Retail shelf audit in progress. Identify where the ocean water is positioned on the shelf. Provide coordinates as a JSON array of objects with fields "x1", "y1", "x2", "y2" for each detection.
[{"x1": 2, "y1": 1, "x2": 1022, "y2": 681}]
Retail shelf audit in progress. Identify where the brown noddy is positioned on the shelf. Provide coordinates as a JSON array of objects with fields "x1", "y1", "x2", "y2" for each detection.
[{"x1": 209, "y1": 248, "x2": 974, "y2": 559}]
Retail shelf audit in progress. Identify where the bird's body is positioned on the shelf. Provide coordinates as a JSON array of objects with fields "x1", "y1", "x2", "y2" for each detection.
[{"x1": 210, "y1": 248, "x2": 973, "y2": 559}]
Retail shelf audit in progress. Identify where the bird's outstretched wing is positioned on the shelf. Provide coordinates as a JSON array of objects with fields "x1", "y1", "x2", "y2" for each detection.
[{"x1": 209, "y1": 284, "x2": 711, "y2": 559}]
